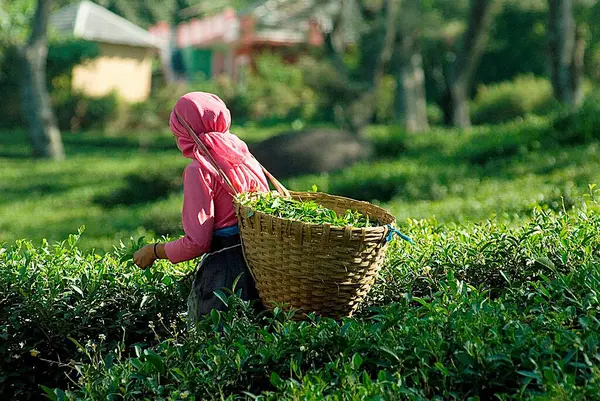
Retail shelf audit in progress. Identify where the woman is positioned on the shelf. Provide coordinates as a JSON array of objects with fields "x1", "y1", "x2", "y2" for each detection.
[{"x1": 133, "y1": 92, "x2": 269, "y2": 322}]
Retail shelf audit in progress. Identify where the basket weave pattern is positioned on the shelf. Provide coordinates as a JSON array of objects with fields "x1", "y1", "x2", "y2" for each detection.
[{"x1": 234, "y1": 191, "x2": 396, "y2": 319}]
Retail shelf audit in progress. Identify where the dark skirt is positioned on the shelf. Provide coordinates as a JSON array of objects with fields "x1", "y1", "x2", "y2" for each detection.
[{"x1": 186, "y1": 234, "x2": 261, "y2": 324}]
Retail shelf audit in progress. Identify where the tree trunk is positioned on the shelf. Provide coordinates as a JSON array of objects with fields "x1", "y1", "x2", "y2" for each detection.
[
  {"x1": 342, "y1": 0, "x2": 399, "y2": 136},
  {"x1": 450, "y1": 80, "x2": 471, "y2": 128},
  {"x1": 326, "y1": 0, "x2": 399, "y2": 137},
  {"x1": 570, "y1": 25, "x2": 585, "y2": 108},
  {"x1": 446, "y1": 0, "x2": 498, "y2": 128},
  {"x1": 397, "y1": 22, "x2": 428, "y2": 133},
  {"x1": 548, "y1": 0, "x2": 578, "y2": 108},
  {"x1": 20, "y1": 0, "x2": 64, "y2": 160}
]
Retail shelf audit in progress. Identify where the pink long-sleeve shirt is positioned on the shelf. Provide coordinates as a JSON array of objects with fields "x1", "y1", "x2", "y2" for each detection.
[{"x1": 164, "y1": 158, "x2": 268, "y2": 264}]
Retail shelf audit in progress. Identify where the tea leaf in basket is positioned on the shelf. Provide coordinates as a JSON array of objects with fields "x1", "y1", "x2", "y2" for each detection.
[{"x1": 236, "y1": 192, "x2": 379, "y2": 228}]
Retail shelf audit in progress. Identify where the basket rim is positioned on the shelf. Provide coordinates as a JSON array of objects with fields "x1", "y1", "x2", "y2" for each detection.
[{"x1": 233, "y1": 190, "x2": 396, "y2": 231}]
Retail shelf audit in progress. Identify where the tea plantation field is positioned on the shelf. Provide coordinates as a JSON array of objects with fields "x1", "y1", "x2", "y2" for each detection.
[{"x1": 1, "y1": 111, "x2": 600, "y2": 399}]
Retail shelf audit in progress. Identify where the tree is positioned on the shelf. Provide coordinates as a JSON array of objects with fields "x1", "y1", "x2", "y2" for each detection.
[
  {"x1": 320, "y1": 0, "x2": 403, "y2": 135},
  {"x1": 19, "y1": 0, "x2": 65, "y2": 160},
  {"x1": 548, "y1": 0, "x2": 584, "y2": 109},
  {"x1": 444, "y1": 0, "x2": 499, "y2": 128},
  {"x1": 394, "y1": 0, "x2": 428, "y2": 132}
]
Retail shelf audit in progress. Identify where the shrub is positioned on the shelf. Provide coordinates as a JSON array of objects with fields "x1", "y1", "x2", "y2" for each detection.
[
  {"x1": 241, "y1": 55, "x2": 320, "y2": 124},
  {"x1": 369, "y1": 203, "x2": 600, "y2": 306},
  {"x1": 454, "y1": 117, "x2": 549, "y2": 165},
  {"x1": 0, "y1": 45, "x2": 24, "y2": 128},
  {"x1": 552, "y1": 93, "x2": 600, "y2": 145},
  {"x1": 375, "y1": 75, "x2": 397, "y2": 123},
  {"x1": 94, "y1": 166, "x2": 183, "y2": 208},
  {"x1": 471, "y1": 75, "x2": 556, "y2": 125},
  {"x1": 109, "y1": 83, "x2": 189, "y2": 132},
  {"x1": 3, "y1": 198, "x2": 600, "y2": 400},
  {"x1": 322, "y1": 160, "x2": 471, "y2": 203},
  {"x1": 60, "y1": 204, "x2": 600, "y2": 400},
  {"x1": 0, "y1": 231, "x2": 191, "y2": 400},
  {"x1": 427, "y1": 104, "x2": 443, "y2": 126},
  {"x1": 0, "y1": 40, "x2": 100, "y2": 129},
  {"x1": 54, "y1": 91, "x2": 119, "y2": 132},
  {"x1": 140, "y1": 196, "x2": 185, "y2": 237},
  {"x1": 66, "y1": 292, "x2": 600, "y2": 399},
  {"x1": 368, "y1": 125, "x2": 408, "y2": 159},
  {"x1": 47, "y1": 40, "x2": 108, "y2": 132}
]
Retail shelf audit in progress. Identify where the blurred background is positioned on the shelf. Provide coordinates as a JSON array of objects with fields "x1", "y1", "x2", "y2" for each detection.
[{"x1": 1, "y1": 0, "x2": 599, "y2": 251}]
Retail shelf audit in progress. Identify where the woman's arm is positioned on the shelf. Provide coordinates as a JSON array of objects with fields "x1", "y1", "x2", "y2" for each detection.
[
  {"x1": 133, "y1": 163, "x2": 215, "y2": 268},
  {"x1": 133, "y1": 243, "x2": 167, "y2": 269}
]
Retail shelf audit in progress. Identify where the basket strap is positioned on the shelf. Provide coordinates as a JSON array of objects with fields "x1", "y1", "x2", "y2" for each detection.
[
  {"x1": 174, "y1": 111, "x2": 290, "y2": 198},
  {"x1": 385, "y1": 224, "x2": 414, "y2": 244}
]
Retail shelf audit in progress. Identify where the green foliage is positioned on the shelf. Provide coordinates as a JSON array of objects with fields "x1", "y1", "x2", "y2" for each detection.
[
  {"x1": 0, "y1": 39, "x2": 102, "y2": 129},
  {"x1": 0, "y1": 117, "x2": 599, "y2": 399},
  {"x1": 236, "y1": 191, "x2": 379, "y2": 228},
  {"x1": 375, "y1": 75, "x2": 397, "y2": 123},
  {"x1": 368, "y1": 125, "x2": 408, "y2": 159},
  {"x1": 110, "y1": 83, "x2": 189, "y2": 131},
  {"x1": 47, "y1": 40, "x2": 101, "y2": 81},
  {"x1": 54, "y1": 92, "x2": 120, "y2": 132},
  {"x1": 113, "y1": 54, "x2": 322, "y2": 129},
  {"x1": 0, "y1": 0, "x2": 35, "y2": 43},
  {"x1": 46, "y1": 40, "x2": 114, "y2": 131},
  {"x1": 453, "y1": 116, "x2": 549, "y2": 165},
  {"x1": 3, "y1": 106, "x2": 600, "y2": 251},
  {"x1": 371, "y1": 203, "x2": 600, "y2": 304},
  {"x1": 233, "y1": 55, "x2": 321, "y2": 124},
  {"x1": 471, "y1": 75, "x2": 556, "y2": 125},
  {"x1": 426, "y1": 103, "x2": 443, "y2": 126},
  {"x1": 0, "y1": 229, "x2": 193, "y2": 399},
  {"x1": 476, "y1": 3, "x2": 548, "y2": 85},
  {"x1": 94, "y1": 166, "x2": 183, "y2": 208},
  {"x1": 324, "y1": 159, "x2": 468, "y2": 203},
  {"x1": 552, "y1": 93, "x2": 600, "y2": 145},
  {"x1": 298, "y1": 56, "x2": 361, "y2": 124},
  {"x1": 25, "y1": 201, "x2": 598, "y2": 400},
  {"x1": 0, "y1": 44, "x2": 23, "y2": 128},
  {"x1": 286, "y1": 114, "x2": 600, "y2": 221}
]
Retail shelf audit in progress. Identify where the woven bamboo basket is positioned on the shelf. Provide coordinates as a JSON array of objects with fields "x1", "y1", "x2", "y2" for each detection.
[
  {"x1": 173, "y1": 111, "x2": 399, "y2": 319},
  {"x1": 233, "y1": 191, "x2": 396, "y2": 319}
]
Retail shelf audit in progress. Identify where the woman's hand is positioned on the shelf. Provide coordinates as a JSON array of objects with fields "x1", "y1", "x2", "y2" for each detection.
[{"x1": 133, "y1": 244, "x2": 157, "y2": 269}]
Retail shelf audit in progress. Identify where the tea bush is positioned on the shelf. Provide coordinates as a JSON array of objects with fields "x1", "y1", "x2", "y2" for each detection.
[
  {"x1": 2, "y1": 197, "x2": 598, "y2": 400},
  {"x1": 57, "y1": 203, "x2": 600, "y2": 400},
  {"x1": 94, "y1": 166, "x2": 183, "y2": 207},
  {"x1": 291, "y1": 159, "x2": 473, "y2": 203},
  {"x1": 368, "y1": 125, "x2": 408, "y2": 159},
  {"x1": 552, "y1": 93, "x2": 600, "y2": 145},
  {"x1": 367, "y1": 202, "x2": 600, "y2": 306},
  {"x1": 452, "y1": 116, "x2": 549, "y2": 166},
  {"x1": 471, "y1": 75, "x2": 556, "y2": 125},
  {"x1": 0, "y1": 231, "x2": 193, "y2": 399}
]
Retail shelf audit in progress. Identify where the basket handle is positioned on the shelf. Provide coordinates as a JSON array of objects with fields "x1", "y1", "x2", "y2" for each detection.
[{"x1": 175, "y1": 111, "x2": 290, "y2": 198}]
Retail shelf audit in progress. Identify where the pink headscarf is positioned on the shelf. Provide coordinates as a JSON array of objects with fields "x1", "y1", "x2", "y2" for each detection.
[{"x1": 169, "y1": 92, "x2": 262, "y2": 194}]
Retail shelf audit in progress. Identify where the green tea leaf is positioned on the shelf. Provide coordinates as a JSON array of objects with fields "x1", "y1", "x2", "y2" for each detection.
[
  {"x1": 143, "y1": 349, "x2": 165, "y2": 374},
  {"x1": 270, "y1": 372, "x2": 284, "y2": 388}
]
